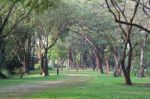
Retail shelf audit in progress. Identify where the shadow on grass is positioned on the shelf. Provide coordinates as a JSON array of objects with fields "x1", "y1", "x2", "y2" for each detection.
[{"x1": 133, "y1": 83, "x2": 150, "y2": 87}]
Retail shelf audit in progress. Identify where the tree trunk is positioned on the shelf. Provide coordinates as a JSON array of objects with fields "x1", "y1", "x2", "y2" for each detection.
[
  {"x1": 40, "y1": 54, "x2": 45, "y2": 75},
  {"x1": 75, "y1": 62, "x2": 79, "y2": 72},
  {"x1": 27, "y1": 35, "x2": 32, "y2": 70},
  {"x1": 21, "y1": 55, "x2": 29, "y2": 75},
  {"x1": 26, "y1": 54, "x2": 30, "y2": 73},
  {"x1": 68, "y1": 47, "x2": 75, "y2": 70},
  {"x1": 59, "y1": 58, "x2": 65, "y2": 71},
  {"x1": 0, "y1": 39, "x2": 5, "y2": 68},
  {"x1": 138, "y1": 67, "x2": 145, "y2": 77},
  {"x1": 0, "y1": 40, "x2": 6, "y2": 79},
  {"x1": 121, "y1": 39, "x2": 132, "y2": 85},
  {"x1": 30, "y1": 46, "x2": 35, "y2": 70},
  {"x1": 21, "y1": 61, "x2": 27, "y2": 74},
  {"x1": 138, "y1": 44, "x2": 145, "y2": 77},
  {"x1": 138, "y1": 34, "x2": 148, "y2": 77},
  {"x1": 57, "y1": 65, "x2": 59, "y2": 76},
  {"x1": 113, "y1": 47, "x2": 122, "y2": 77},
  {"x1": 91, "y1": 53, "x2": 96, "y2": 71},
  {"x1": 43, "y1": 50, "x2": 49, "y2": 76},
  {"x1": 83, "y1": 51, "x2": 87, "y2": 70},
  {"x1": 105, "y1": 57, "x2": 110, "y2": 74},
  {"x1": 93, "y1": 50, "x2": 104, "y2": 74},
  {"x1": 121, "y1": 61, "x2": 132, "y2": 85}
]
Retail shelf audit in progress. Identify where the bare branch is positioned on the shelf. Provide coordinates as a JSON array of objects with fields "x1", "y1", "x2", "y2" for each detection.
[
  {"x1": 0, "y1": 8, "x2": 33, "y2": 39},
  {"x1": 0, "y1": 1, "x2": 17, "y2": 36},
  {"x1": 115, "y1": 19, "x2": 150, "y2": 33}
]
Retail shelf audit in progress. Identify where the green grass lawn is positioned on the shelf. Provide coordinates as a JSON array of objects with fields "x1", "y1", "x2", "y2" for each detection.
[
  {"x1": 0, "y1": 70, "x2": 65, "y2": 88},
  {"x1": 22, "y1": 70, "x2": 150, "y2": 99},
  {"x1": 1, "y1": 70, "x2": 150, "y2": 99}
]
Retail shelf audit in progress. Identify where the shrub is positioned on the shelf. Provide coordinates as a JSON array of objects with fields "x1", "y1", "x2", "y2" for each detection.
[{"x1": 0, "y1": 69, "x2": 10, "y2": 78}]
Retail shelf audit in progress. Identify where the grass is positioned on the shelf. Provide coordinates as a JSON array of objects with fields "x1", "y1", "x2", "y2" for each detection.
[
  {"x1": 1, "y1": 69, "x2": 150, "y2": 99},
  {"x1": 24, "y1": 70, "x2": 150, "y2": 99},
  {"x1": 0, "y1": 70, "x2": 65, "y2": 88}
]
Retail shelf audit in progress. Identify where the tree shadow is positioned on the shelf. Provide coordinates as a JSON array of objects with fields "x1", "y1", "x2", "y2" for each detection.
[{"x1": 133, "y1": 83, "x2": 150, "y2": 87}]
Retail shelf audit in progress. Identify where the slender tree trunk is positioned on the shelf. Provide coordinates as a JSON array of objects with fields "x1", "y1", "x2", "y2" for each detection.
[
  {"x1": 0, "y1": 39, "x2": 5, "y2": 68},
  {"x1": 138, "y1": 67, "x2": 145, "y2": 77},
  {"x1": 105, "y1": 57, "x2": 110, "y2": 74},
  {"x1": 40, "y1": 54, "x2": 45, "y2": 75},
  {"x1": 27, "y1": 36, "x2": 32, "y2": 70},
  {"x1": 57, "y1": 65, "x2": 59, "y2": 76},
  {"x1": 121, "y1": 40, "x2": 132, "y2": 85},
  {"x1": 68, "y1": 50, "x2": 72, "y2": 70},
  {"x1": 91, "y1": 52, "x2": 96, "y2": 71},
  {"x1": 43, "y1": 49, "x2": 49, "y2": 76},
  {"x1": 21, "y1": 54, "x2": 29, "y2": 75},
  {"x1": 113, "y1": 47, "x2": 122, "y2": 77},
  {"x1": 76, "y1": 64, "x2": 79, "y2": 72},
  {"x1": 83, "y1": 51, "x2": 87, "y2": 70},
  {"x1": 93, "y1": 50, "x2": 104, "y2": 74},
  {"x1": 59, "y1": 58, "x2": 65, "y2": 71},
  {"x1": 121, "y1": 61, "x2": 132, "y2": 85},
  {"x1": 30, "y1": 46, "x2": 35, "y2": 70},
  {"x1": 138, "y1": 34, "x2": 148, "y2": 77},
  {"x1": 26, "y1": 54, "x2": 30, "y2": 73},
  {"x1": 0, "y1": 40, "x2": 7, "y2": 79},
  {"x1": 22, "y1": 61, "x2": 26, "y2": 73},
  {"x1": 138, "y1": 44, "x2": 145, "y2": 77},
  {"x1": 68, "y1": 47, "x2": 75, "y2": 70}
]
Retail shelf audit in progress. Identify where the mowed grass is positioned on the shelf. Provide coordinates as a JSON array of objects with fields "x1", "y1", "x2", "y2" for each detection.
[
  {"x1": 0, "y1": 70, "x2": 65, "y2": 88},
  {"x1": 23, "y1": 70, "x2": 150, "y2": 99},
  {"x1": 1, "y1": 70, "x2": 150, "y2": 99}
]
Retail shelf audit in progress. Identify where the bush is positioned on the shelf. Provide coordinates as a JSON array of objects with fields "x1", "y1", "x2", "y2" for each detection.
[{"x1": 1, "y1": 69, "x2": 11, "y2": 78}]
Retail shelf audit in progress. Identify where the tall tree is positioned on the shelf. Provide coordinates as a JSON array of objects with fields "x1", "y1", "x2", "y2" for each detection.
[
  {"x1": 35, "y1": 1, "x2": 73, "y2": 76},
  {"x1": 105, "y1": 0, "x2": 142, "y2": 85}
]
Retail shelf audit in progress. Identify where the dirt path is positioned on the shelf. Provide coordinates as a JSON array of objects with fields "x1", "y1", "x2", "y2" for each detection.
[{"x1": 0, "y1": 76, "x2": 89, "y2": 99}]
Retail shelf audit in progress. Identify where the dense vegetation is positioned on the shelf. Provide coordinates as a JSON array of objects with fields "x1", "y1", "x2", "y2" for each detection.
[{"x1": 1, "y1": 0, "x2": 150, "y2": 98}]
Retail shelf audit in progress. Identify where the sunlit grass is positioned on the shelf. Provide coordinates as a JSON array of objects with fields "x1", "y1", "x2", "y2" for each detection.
[
  {"x1": 25, "y1": 70, "x2": 150, "y2": 99},
  {"x1": 1, "y1": 70, "x2": 150, "y2": 99},
  {"x1": 0, "y1": 70, "x2": 65, "y2": 88}
]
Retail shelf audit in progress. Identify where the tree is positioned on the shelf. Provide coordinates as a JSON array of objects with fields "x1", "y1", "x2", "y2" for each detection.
[
  {"x1": 13, "y1": 21, "x2": 33, "y2": 75},
  {"x1": 105, "y1": 0, "x2": 150, "y2": 33},
  {"x1": 63, "y1": 0, "x2": 120, "y2": 74},
  {"x1": 0, "y1": 0, "x2": 60, "y2": 78},
  {"x1": 138, "y1": 32, "x2": 149, "y2": 77},
  {"x1": 105, "y1": 0, "x2": 143, "y2": 85},
  {"x1": 0, "y1": 0, "x2": 33, "y2": 78},
  {"x1": 34, "y1": 1, "x2": 73, "y2": 76}
]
